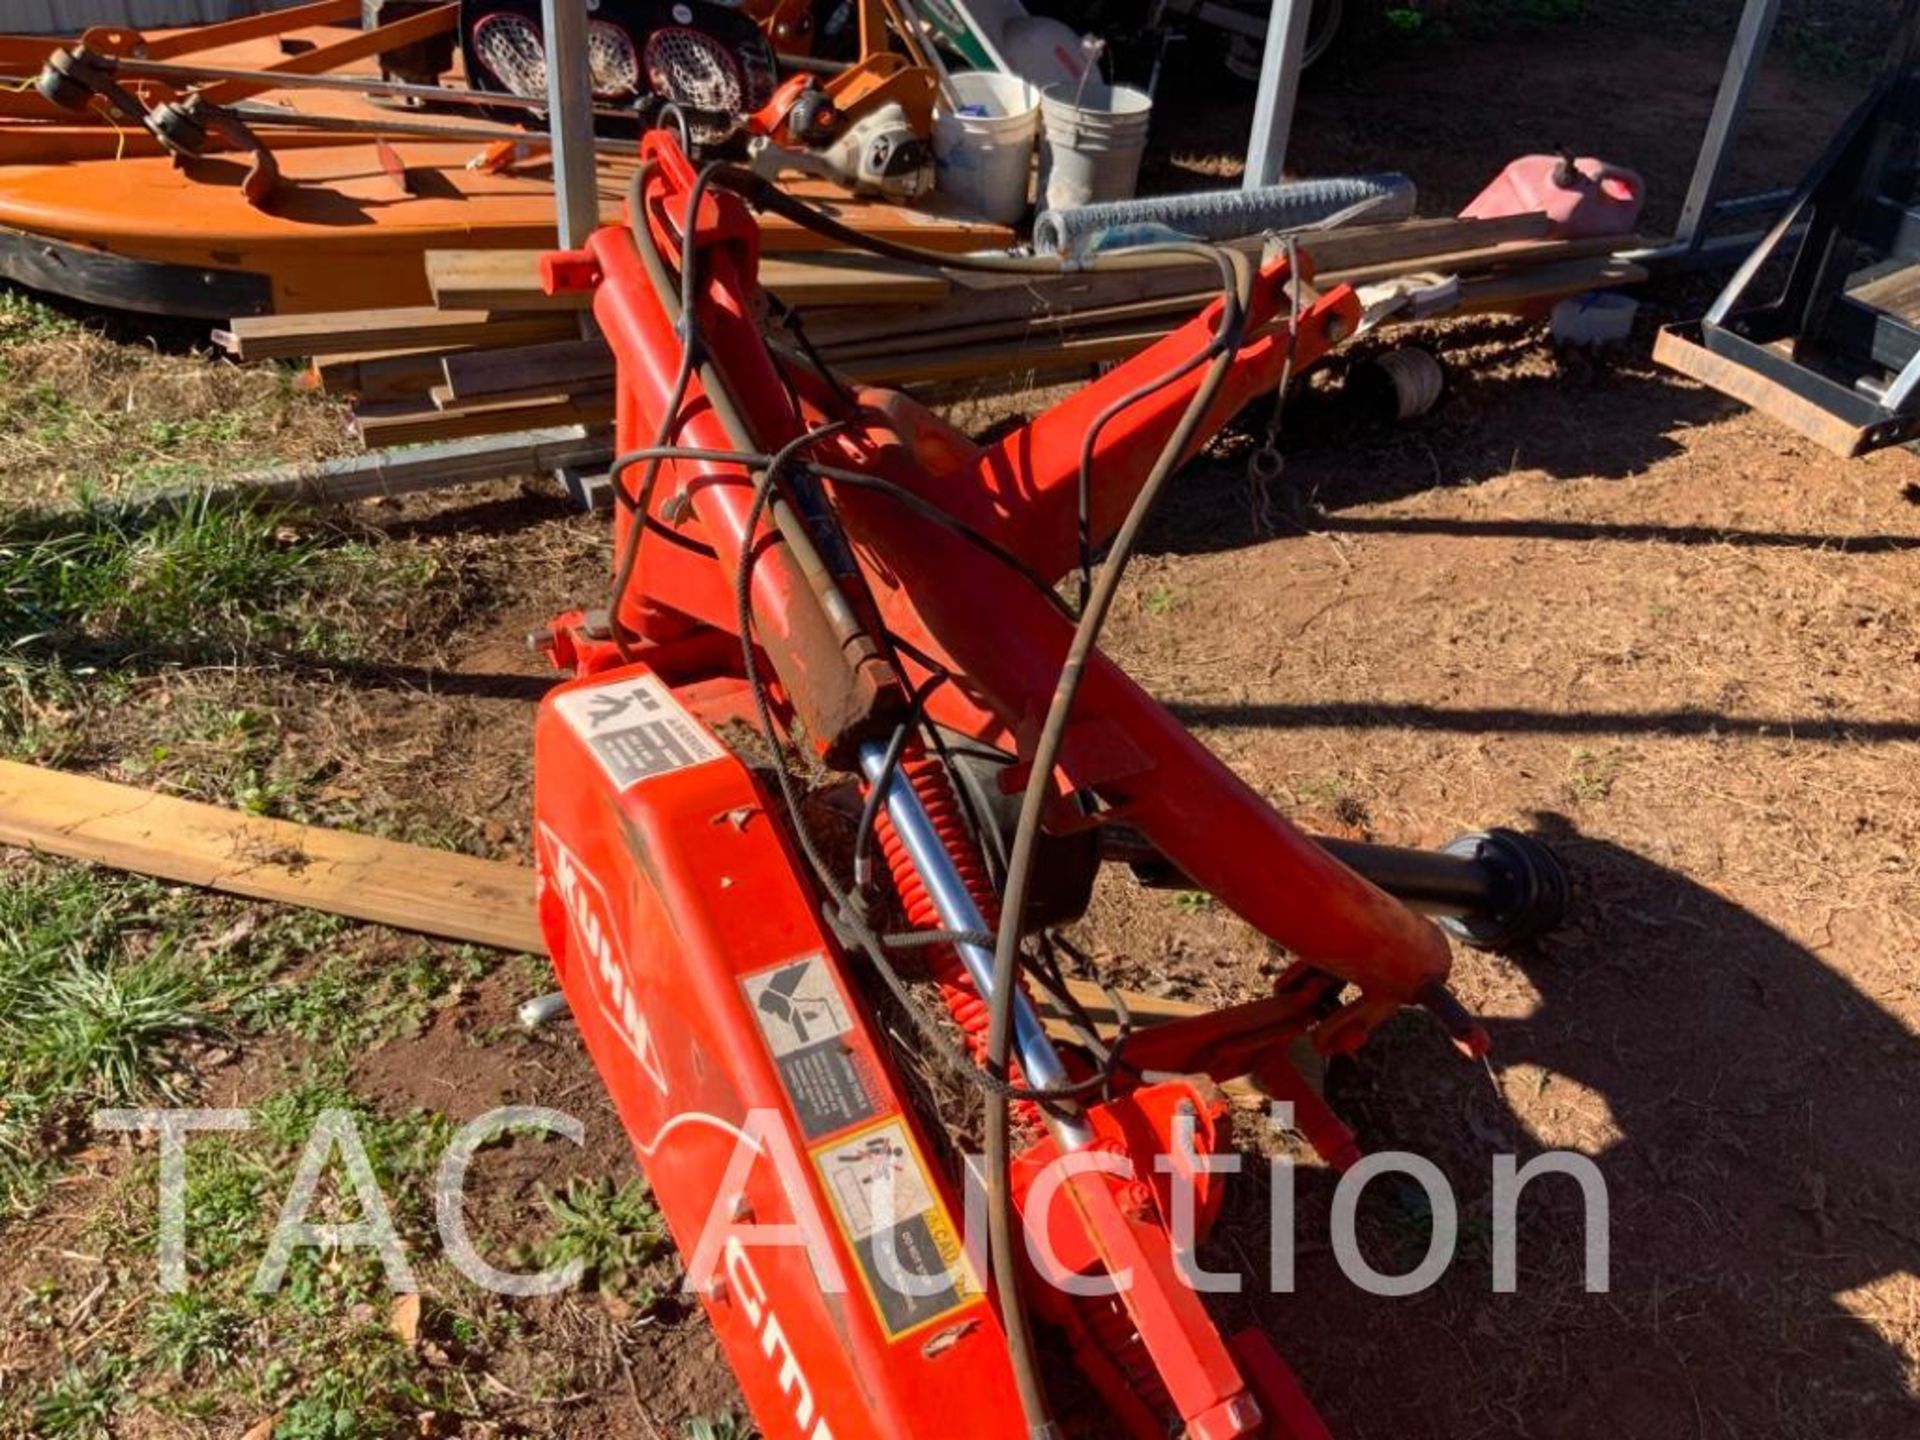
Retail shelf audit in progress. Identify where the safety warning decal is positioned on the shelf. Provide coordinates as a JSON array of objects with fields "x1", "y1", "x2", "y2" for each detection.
[
  {"x1": 553, "y1": 673, "x2": 725, "y2": 791},
  {"x1": 813, "y1": 1118, "x2": 979, "y2": 1340},
  {"x1": 742, "y1": 956, "x2": 884, "y2": 1138}
]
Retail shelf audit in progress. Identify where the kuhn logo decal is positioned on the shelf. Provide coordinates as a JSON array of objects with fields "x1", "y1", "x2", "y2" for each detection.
[
  {"x1": 539, "y1": 822, "x2": 669, "y2": 1096},
  {"x1": 725, "y1": 1236, "x2": 837, "y2": 1439}
]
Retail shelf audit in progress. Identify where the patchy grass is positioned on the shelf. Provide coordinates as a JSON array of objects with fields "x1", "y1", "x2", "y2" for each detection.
[
  {"x1": 1567, "y1": 744, "x2": 1626, "y2": 804},
  {"x1": 237, "y1": 929, "x2": 492, "y2": 1057},
  {"x1": 684, "y1": 1416, "x2": 758, "y2": 1440},
  {"x1": 0, "y1": 865, "x2": 220, "y2": 1218},
  {"x1": 0, "y1": 1072, "x2": 673, "y2": 1437},
  {"x1": 0, "y1": 497, "x2": 440, "y2": 673},
  {"x1": 0, "y1": 498, "x2": 457, "y2": 824},
  {"x1": 0, "y1": 289, "x2": 347, "y2": 508}
]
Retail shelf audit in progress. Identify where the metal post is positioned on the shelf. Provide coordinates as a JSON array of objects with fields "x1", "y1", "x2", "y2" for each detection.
[
  {"x1": 542, "y1": 0, "x2": 600, "y2": 249},
  {"x1": 1672, "y1": 0, "x2": 1783, "y2": 253},
  {"x1": 1242, "y1": 0, "x2": 1314, "y2": 189}
]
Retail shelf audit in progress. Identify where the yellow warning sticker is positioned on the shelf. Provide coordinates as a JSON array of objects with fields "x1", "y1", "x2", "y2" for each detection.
[{"x1": 811, "y1": 1117, "x2": 979, "y2": 1340}]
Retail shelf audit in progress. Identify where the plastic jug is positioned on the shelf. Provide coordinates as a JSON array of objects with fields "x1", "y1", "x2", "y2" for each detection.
[{"x1": 1460, "y1": 153, "x2": 1645, "y2": 239}]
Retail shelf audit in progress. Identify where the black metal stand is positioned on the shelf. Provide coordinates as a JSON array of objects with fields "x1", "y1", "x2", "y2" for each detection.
[{"x1": 1656, "y1": 0, "x2": 1920, "y2": 457}]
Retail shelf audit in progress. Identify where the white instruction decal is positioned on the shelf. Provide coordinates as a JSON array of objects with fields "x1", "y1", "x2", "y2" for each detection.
[
  {"x1": 553, "y1": 672, "x2": 725, "y2": 791},
  {"x1": 742, "y1": 956, "x2": 881, "y2": 1138}
]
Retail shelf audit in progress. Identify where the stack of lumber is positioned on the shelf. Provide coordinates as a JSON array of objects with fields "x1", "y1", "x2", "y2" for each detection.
[
  {"x1": 799, "y1": 214, "x2": 1648, "y2": 388},
  {"x1": 216, "y1": 216, "x2": 1645, "y2": 452},
  {"x1": 215, "y1": 248, "x2": 955, "y2": 449}
]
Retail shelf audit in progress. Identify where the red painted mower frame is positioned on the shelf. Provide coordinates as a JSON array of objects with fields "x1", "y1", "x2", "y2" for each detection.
[{"x1": 529, "y1": 130, "x2": 1484, "y2": 1439}]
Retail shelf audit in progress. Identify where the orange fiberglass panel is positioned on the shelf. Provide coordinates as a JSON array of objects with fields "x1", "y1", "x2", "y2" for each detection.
[{"x1": 0, "y1": 150, "x2": 1012, "y2": 315}]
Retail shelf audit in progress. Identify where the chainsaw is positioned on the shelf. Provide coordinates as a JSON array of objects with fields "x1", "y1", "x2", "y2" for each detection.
[
  {"x1": 529, "y1": 129, "x2": 1567, "y2": 1438},
  {"x1": 743, "y1": 0, "x2": 940, "y2": 199}
]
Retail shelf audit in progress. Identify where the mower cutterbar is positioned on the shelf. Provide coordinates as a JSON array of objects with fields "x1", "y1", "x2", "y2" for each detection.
[{"x1": 529, "y1": 131, "x2": 1558, "y2": 1439}]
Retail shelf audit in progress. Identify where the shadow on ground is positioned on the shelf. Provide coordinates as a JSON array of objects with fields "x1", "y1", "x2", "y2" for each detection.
[{"x1": 1205, "y1": 814, "x2": 1920, "y2": 1439}]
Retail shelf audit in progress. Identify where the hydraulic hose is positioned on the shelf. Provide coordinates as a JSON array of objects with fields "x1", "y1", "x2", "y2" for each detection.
[
  {"x1": 982, "y1": 241, "x2": 1256, "y2": 1439},
  {"x1": 618, "y1": 151, "x2": 1263, "y2": 1436}
]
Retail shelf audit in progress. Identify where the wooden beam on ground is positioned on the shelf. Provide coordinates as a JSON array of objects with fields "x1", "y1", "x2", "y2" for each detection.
[
  {"x1": 218, "y1": 307, "x2": 580, "y2": 362},
  {"x1": 426, "y1": 248, "x2": 952, "y2": 313},
  {"x1": 0, "y1": 761, "x2": 544, "y2": 954},
  {"x1": 0, "y1": 762, "x2": 1206, "y2": 1035}
]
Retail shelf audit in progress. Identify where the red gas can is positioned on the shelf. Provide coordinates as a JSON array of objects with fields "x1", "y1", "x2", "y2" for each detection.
[{"x1": 1461, "y1": 152, "x2": 1646, "y2": 239}]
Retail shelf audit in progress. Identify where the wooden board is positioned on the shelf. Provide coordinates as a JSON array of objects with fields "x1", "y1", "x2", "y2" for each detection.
[
  {"x1": 1320, "y1": 232, "x2": 1644, "y2": 290},
  {"x1": 0, "y1": 762, "x2": 1206, "y2": 1036},
  {"x1": 311, "y1": 347, "x2": 471, "y2": 401},
  {"x1": 440, "y1": 337, "x2": 614, "y2": 402},
  {"x1": 1848, "y1": 262, "x2": 1920, "y2": 326},
  {"x1": 219, "y1": 307, "x2": 581, "y2": 362},
  {"x1": 0, "y1": 760, "x2": 543, "y2": 954},
  {"x1": 835, "y1": 324, "x2": 1168, "y2": 388},
  {"x1": 356, "y1": 389, "x2": 614, "y2": 447},
  {"x1": 802, "y1": 214, "x2": 1566, "y2": 355},
  {"x1": 1454, "y1": 255, "x2": 1648, "y2": 314},
  {"x1": 426, "y1": 248, "x2": 953, "y2": 313},
  {"x1": 1653, "y1": 323, "x2": 1873, "y2": 459}
]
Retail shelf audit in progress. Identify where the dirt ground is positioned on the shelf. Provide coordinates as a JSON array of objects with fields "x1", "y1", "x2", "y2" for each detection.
[{"x1": 3, "y1": 1, "x2": 1919, "y2": 1437}]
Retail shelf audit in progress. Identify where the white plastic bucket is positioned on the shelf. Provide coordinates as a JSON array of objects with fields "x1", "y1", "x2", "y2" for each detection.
[
  {"x1": 1037, "y1": 81, "x2": 1152, "y2": 213},
  {"x1": 932, "y1": 71, "x2": 1041, "y2": 225}
]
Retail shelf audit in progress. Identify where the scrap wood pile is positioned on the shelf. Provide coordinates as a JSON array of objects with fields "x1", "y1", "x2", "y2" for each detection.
[
  {"x1": 213, "y1": 246, "x2": 956, "y2": 451},
  {"x1": 213, "y1": 211, "x2": 1646, "y2": 453}
]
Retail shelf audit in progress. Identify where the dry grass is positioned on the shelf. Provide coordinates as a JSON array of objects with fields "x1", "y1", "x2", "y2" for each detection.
[{"x1": 0, "y1": 293, "x2": 350, "y2": 509}]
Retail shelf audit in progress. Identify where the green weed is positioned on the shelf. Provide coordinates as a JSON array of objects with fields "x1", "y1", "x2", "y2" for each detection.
[
  {"x1": 0, "y1": 865, "x2": 215, "y2": 1215},
  {"x1": 685, "y1": 1416, "x2": 758, "y2": 1440},
  {"x1": 1142, "y1": 584, "x2": 1182, "y2": 616},
  {"x1": 1567, "y1": 745, "x2": 1621, "y2": 803},
  {"x1": 28, "y1": 1359, "x2": 125, "y2": 1440},
  {"x1": 0, "y1": 288, "x2": 77, "y2": 342},
  {"x1": 145, "y1": 1291, "x2": 248, "y2": 1378},
  {"x1": 0, "y1": 495, "x2": 428, "y2": 669},
  {"x1": 525, "y1": 1176, "x2": 666, "y2": 1299}
]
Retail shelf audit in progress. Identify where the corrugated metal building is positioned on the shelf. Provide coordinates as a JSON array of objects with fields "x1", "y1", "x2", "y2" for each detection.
[{"x1": 0, "y1": 0, "x2": 313, "y2": 33}]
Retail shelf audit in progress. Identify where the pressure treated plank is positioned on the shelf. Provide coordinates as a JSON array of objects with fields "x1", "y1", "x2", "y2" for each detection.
[
  {"x1": 0, "y1": 762, "x2": 1202, "y2": 1032},
  {"x1": 426, "y1": 248, "x2": 952, "y2": 312},
  {"x1": 0, "y1": 761, "x2": 544, "y2": 954}
]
